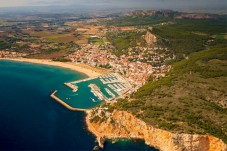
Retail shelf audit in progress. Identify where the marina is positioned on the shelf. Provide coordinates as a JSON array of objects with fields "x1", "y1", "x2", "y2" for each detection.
[
  {"x1": 89, "y1": 84, "x2": 108, "y2": 101},
  {"x1": 99, "y1": 73, "x2": 132, "y2": 96},
  {"x1": 105, "y1": 88, "x2": 116, "y2": 98},
  {"x1": 51, "y1": 73, "x2": 133, "y2": 110}
]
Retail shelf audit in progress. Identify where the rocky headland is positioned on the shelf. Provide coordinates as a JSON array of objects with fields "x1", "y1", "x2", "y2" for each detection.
[{"x1": 86, "y1": 110, "x2": 227, "y2": 151}]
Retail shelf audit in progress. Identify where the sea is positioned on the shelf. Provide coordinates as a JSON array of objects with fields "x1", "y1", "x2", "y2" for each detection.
[{"x1": 0, "y1": 60, "x2": 158, "y2": 151}]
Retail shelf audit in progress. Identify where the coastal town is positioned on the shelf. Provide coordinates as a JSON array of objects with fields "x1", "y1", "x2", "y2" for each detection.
[
  {"x1": 0, "y1": 50, "x2": 26, "y2": 58},
  {"x1": 1, "y1": 7, "x2": 227, "y2": 151},
  {"x1": 65, "y1": 42, "x2": 173, "y2": 87},
  {"x1": 0, "y1": 16, "x2": 174, "y2": 108},
  {"x1": 0, "y1": 15, "x2": 176, "y2": 146},
  {"x1": 0, "y1": 15, "x2": 174, "y2": 88},
  {"x1": 0, "y1": 11, "x2": 176, "y2": 145}
]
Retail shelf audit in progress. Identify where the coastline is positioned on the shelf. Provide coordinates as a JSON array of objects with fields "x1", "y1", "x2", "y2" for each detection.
[
  {"x1": 85, "y1": 110, "x2": 105, "y2": 148},
  {"x1": 0, "y1": 58, "x2": 108, "y2": 142},
  {"x1": 85, "y1": 110, "x2": 227, "y2": 151},
  {"x1": 1, "y1": 57, "x2": 155, "y2": 149},
  {"x1": 0, "y1": 58, "x2": 103, "y2": 78}
]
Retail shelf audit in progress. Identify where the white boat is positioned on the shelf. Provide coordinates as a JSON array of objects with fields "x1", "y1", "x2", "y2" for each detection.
[{"x1": 91, "y1": 97, "x2": 96, "y2": 102}]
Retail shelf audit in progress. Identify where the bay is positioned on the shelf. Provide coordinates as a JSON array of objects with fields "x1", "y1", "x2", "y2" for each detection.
[{"x1": 0, "y1": 60, "x2": 158, "y2": 151}]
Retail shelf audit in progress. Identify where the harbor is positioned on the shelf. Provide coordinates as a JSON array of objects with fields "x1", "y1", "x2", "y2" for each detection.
[
  {"x1": 50, "y1": 73, "x2": 133, "y2": 110},
  {"x1": 87, "y1": 73, "x2": 133, "y2": 103}
]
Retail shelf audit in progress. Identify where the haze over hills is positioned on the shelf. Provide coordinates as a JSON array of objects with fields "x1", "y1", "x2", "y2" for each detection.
[{"x1": 0, "y1": 0, "x2": 226, "y2": 14}]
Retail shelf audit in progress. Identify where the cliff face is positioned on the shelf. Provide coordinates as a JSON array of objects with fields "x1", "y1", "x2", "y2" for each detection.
[
  {"x1": 144, "y1": 31, "x2": 157, "y2": 45},
  {"x1": 87, "y1": 110, "x2": 227, "y2": 151}
]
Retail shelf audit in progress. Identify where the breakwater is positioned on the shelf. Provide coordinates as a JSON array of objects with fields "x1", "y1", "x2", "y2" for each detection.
[
  {"x1": 64, "y1": 83, "x2": 78, "y2": 92},
  {"x1": 50, "y1": 90, "x2": 88, "y2": 112}
]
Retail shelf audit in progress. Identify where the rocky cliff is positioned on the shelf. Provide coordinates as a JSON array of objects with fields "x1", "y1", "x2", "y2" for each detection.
[
  {"x1": 86, "y1": 110, "x2": 227, "y2": 151},
  {"x1": 144, "y1": 31, "x2": 157, "y2": 45}
]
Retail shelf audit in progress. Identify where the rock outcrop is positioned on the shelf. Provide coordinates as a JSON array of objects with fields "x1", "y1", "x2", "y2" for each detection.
[
  {"x1": 86, "y1": 110, "x2": 227, "y2": 151},
  {"x1": 144, "y1": 31, "x2": 157, "y2": 45}
]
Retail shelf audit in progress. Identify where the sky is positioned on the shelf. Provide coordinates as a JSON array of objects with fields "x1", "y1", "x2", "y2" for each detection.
[{"x1": 0, "y1": 0, "x2": 226, "y2": 11}]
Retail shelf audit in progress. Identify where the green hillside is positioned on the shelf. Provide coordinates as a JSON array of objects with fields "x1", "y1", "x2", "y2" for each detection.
[
  {"x1": 115, "y1": 45, "x2": 227, "y2": 142},
  {"x1": 105, "y1": 13, "x2": 227, "y2": 143},
  {"x1": 106, "y1": 31, "x2": 146, "y2": 56}
]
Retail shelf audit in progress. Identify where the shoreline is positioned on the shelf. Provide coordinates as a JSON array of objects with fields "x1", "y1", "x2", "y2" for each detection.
[
  {"x1": 85, "y1": 110, "x2": 227, "y2": 151},
  {"x1": 85, "y1": 110, "x2": 145, "y2": 149},
  {"x1": 85, "y1": 110, "x2": 105, "y2": 148},
  {"x1": 1, "y1": 57, "x2": 108, "y2": 148},
  {"x1": 0, "y1": 58, "x2": 103, "y2": 78}
]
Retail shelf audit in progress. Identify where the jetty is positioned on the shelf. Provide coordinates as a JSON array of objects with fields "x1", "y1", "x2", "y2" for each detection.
[
  {"x1": 71, "y1": 76, "x2": 98, "y2": 84},
  {"x1": 104, "y1": 88, "x2": 116, "y2": 98},
  {"x1": 89, "y1": 84, "x2": 108, "y2": 101},
  {"x1": 50, "y1": 90, "x2": 88, "y2": 112},
  {"x1": 64, "y1": 82, "x2": 78, "y2": 92}
]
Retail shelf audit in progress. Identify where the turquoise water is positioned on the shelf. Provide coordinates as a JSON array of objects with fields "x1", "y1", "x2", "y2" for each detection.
[
  {"x1": 0, "y1": 60, "x2": 158, "y2": 151},
  {"x1": 55, "y1": 78, "x2": 105, "y2": 109},
  {"x1": 56, "y1": 77, "x2": 119, "y2": 109}
]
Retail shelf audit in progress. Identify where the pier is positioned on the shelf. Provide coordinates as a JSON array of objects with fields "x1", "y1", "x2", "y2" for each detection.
[
  {"x1": 70, "y1": 76, "x2": 98, "y2": 84},
  {"x1": 64, "y1": 83, "x2": 78, "y2": 92},
  {"x1": 89, "y1": 84, "x2": 109, "y2": 101},
  {"x1": 50, "y1": 90, "x2": 88, "y2": 112},
  {"x1": 99, "y1": 73, "x2": 133, "y2": 97},
  {"x1": 104, "y1": 88, "x2": 116, "y2": 98},
  {"x1": 99, "y1": 73, "x2": 125, "y2": 84}
]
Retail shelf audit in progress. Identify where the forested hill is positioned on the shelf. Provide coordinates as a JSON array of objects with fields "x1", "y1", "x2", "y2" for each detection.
[
  {"x1": 106, "y1": 10, "x2": 227, "y2": 60},
  {"x1": 107, "y1": 10, "x2": 227, "y2": 143},
  {"x1": 116, "y1": 44, "x2": 227, "y2": 143}
]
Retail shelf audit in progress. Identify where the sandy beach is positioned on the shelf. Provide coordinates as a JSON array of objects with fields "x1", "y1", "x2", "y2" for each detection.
[{"x1": 0, "y1": 58, "x2": 104, "y2": 77}]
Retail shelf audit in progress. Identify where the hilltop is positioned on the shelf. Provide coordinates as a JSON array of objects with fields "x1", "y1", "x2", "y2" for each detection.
[{"x1": 87, "y1": 10, "x2": 227, "y2": 147}]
